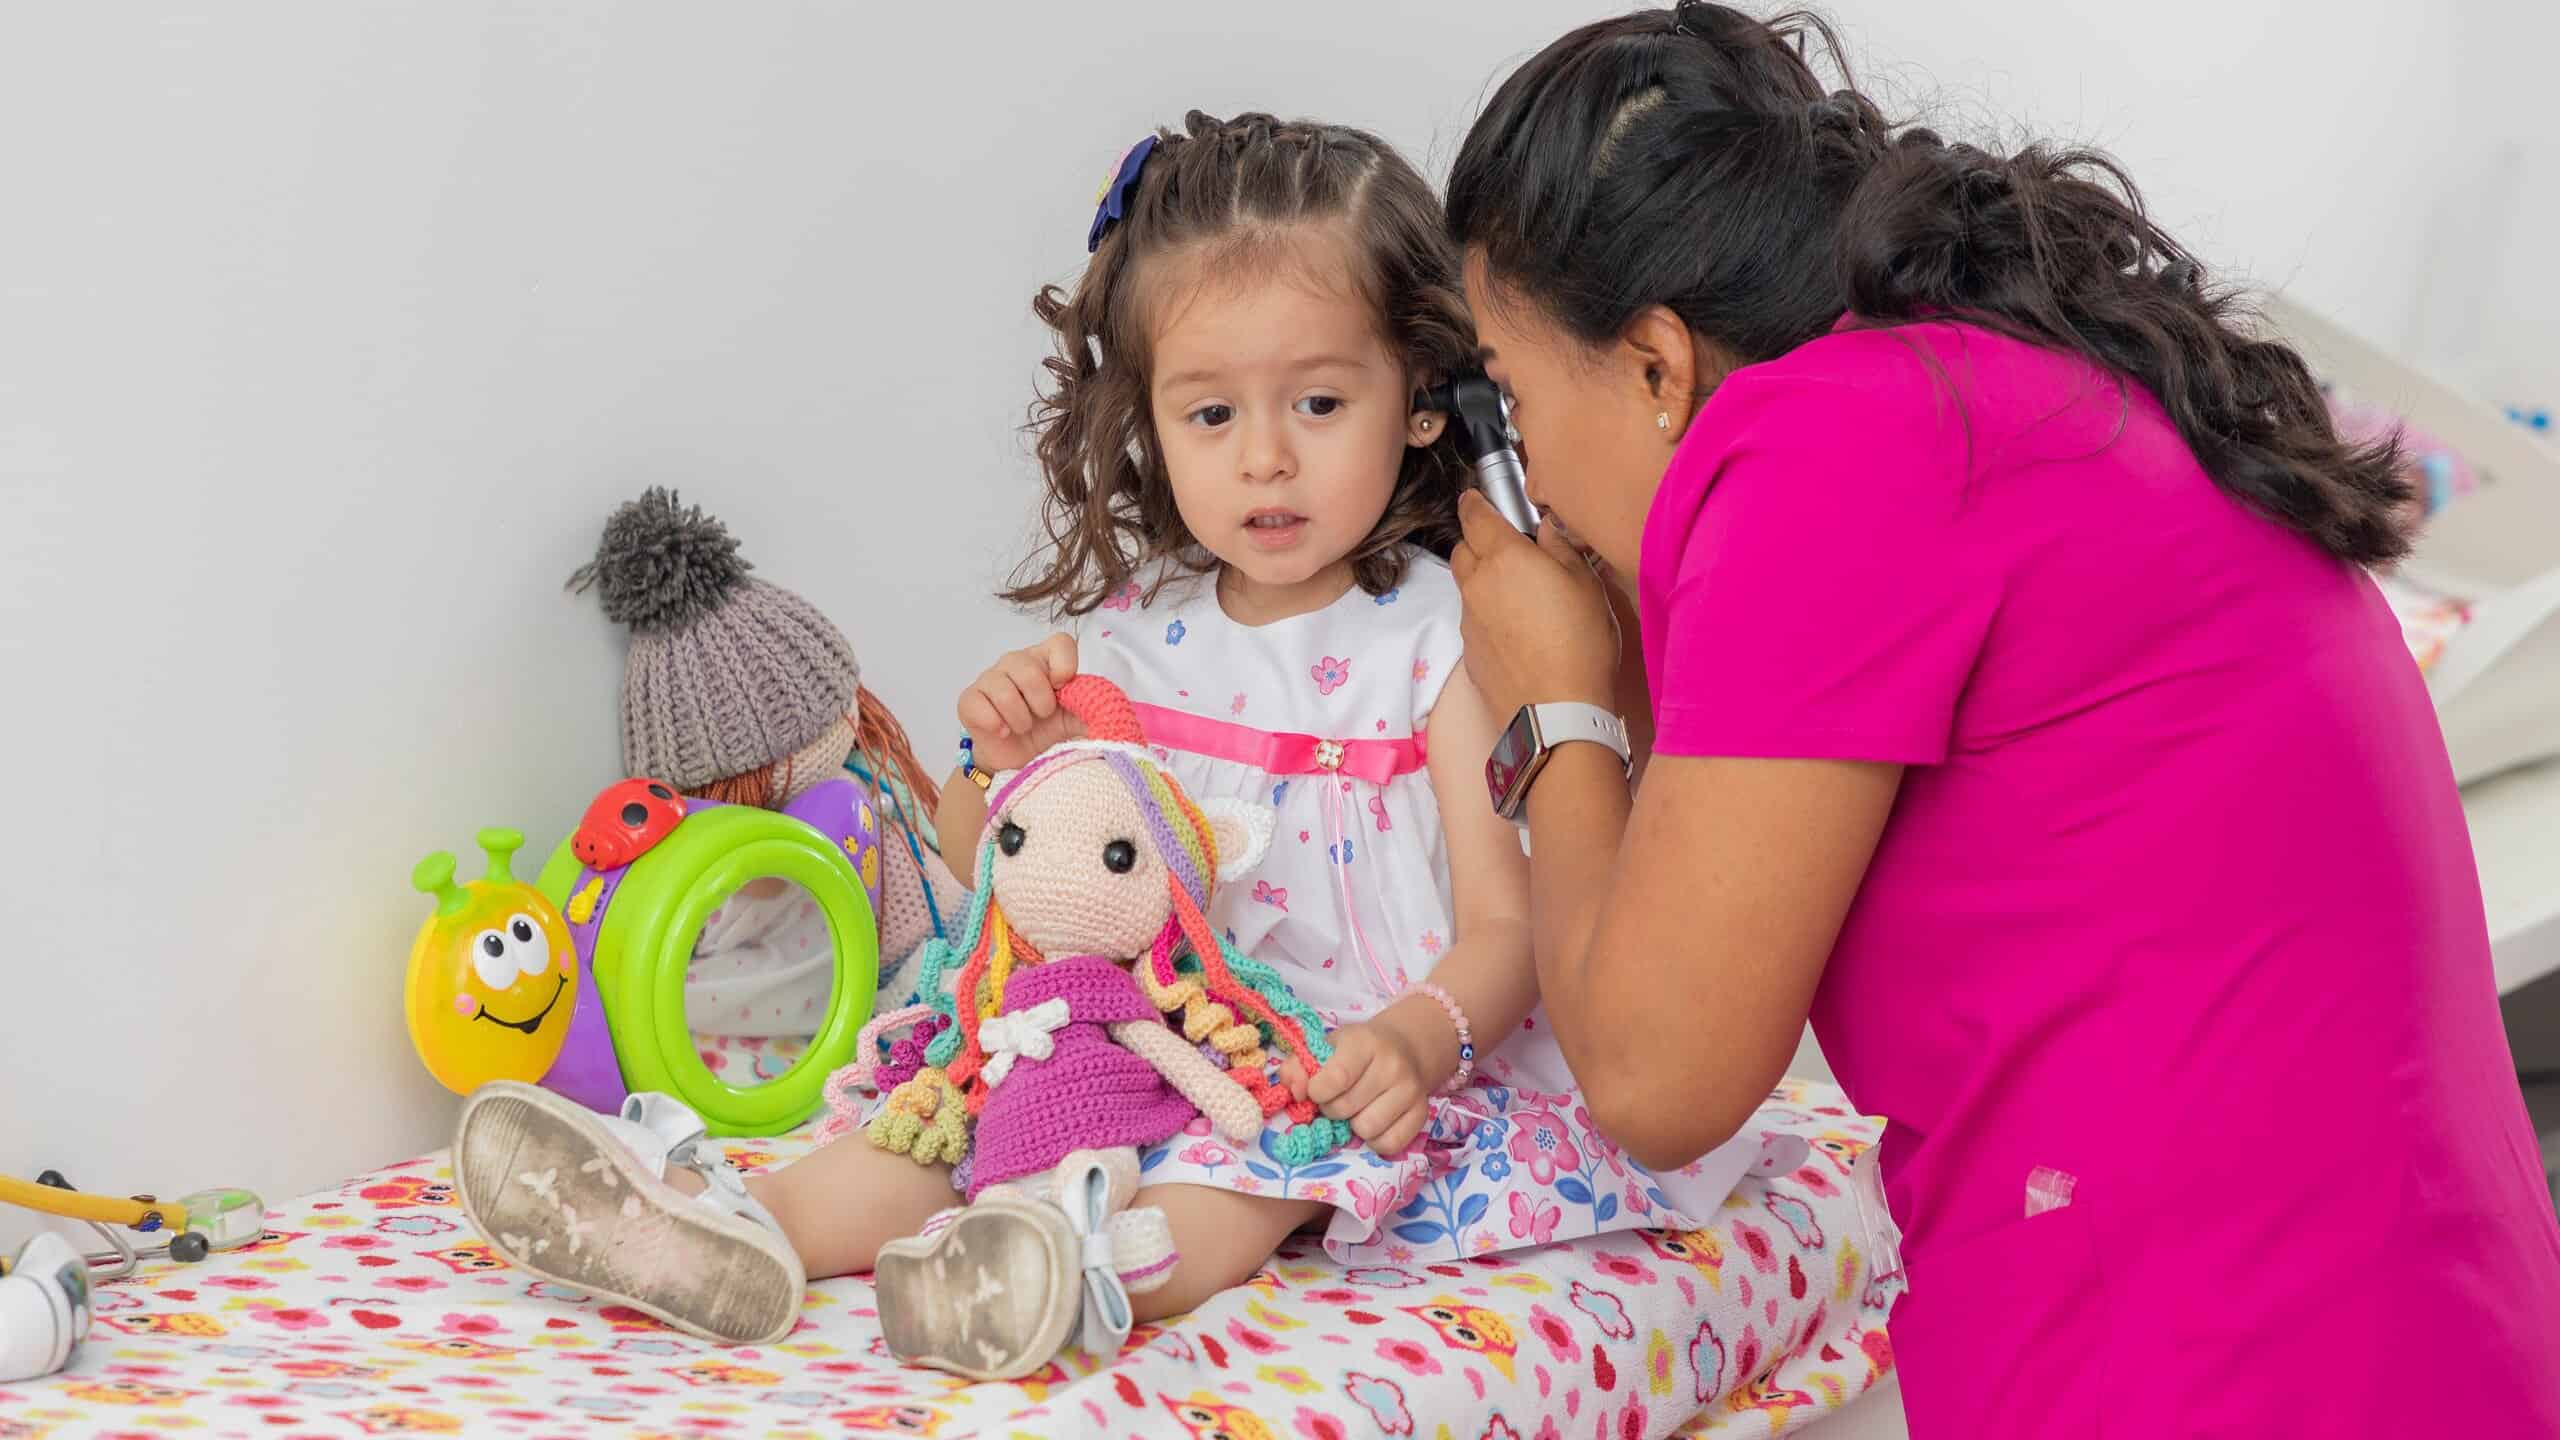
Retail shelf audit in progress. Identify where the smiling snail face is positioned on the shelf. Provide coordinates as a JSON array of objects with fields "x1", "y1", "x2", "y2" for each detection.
[{"x1": 405, "y1": 827, "x2": 581, "y2": 1094}]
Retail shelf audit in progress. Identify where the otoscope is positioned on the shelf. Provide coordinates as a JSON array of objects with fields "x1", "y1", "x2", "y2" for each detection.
[{"x1": 1416, "y1": 373, "x2": 1537, "y2": 536}]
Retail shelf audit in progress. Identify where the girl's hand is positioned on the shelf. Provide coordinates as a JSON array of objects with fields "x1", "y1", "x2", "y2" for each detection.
[
  {"x1": 1449, "y1": 492, "x2": 1619, "y2": 724},
  {"x1": 957, "y1": 633, "x2": 1083, "y2": 771},
  {"x1": 1298, "y1": 1000, "x2": 1461, "y2": 1158}
]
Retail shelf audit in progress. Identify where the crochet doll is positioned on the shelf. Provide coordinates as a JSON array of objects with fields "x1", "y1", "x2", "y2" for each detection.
[{"x1": 862, "y1": 677, "x2": 1349, "y2": 1380}]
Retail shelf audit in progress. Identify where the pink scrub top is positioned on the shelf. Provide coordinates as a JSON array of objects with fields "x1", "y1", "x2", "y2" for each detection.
[{"x1": 1638, "y1": 318, "x2": 2560, "y2": 1437}]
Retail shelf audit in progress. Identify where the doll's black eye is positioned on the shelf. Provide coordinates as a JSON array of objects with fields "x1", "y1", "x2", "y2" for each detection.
[
  {"x1": 997, "y1": 822, "x2": 1026, "y2": 857},
  {"x1": 1103, "y1": 839, "x2": 1137, "y2": 874}
]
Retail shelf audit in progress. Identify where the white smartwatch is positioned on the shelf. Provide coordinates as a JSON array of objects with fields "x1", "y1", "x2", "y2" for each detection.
[{"x1": 1484, "y1": 702, "x2": 1632, "y2": 823}]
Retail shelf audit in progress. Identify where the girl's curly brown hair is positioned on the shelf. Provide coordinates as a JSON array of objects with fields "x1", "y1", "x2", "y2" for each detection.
[{"x1": 1004, "y1": 110, "x2": 1477, "y2": 618}]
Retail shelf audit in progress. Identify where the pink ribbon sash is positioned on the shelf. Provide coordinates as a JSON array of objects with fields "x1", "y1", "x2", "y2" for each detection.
[
  {"x1": 1128, "y1": 703, "x2": 1427, "y2": 781},
  {"x1": 1130, "y1": 701, "x2": 1423, "y2": 1004}
]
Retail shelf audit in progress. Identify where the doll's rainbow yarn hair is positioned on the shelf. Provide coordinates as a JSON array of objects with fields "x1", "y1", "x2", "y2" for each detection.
[{"x1": 910, "y1": 676, "x2": 1351, "y2": 1164}]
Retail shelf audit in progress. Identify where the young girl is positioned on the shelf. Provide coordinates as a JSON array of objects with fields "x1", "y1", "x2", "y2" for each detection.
[{"x1": 448, "y1": 110, "x2": 1773, "y2": 1365}]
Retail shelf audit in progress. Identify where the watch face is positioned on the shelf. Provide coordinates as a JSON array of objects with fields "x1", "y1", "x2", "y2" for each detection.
[{"x1": 1484, "y1": 706, "x2": 1540, "y2": 811}]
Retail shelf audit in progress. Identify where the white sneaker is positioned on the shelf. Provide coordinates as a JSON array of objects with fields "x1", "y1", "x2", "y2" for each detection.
[
  {"x1": 0, "y1": 1233, "x2": 91, "y2": 1383},
  {"x1": 452, "y1": 1081, "x2": 804, "y2": 1344}
]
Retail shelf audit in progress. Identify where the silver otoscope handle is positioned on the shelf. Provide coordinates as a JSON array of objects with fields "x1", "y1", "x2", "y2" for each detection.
[{"x1": 1475, "y1": 451, "x2": 1538, "y2": 536}]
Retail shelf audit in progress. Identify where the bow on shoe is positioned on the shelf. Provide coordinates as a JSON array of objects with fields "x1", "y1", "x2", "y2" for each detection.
[
  {"x1": 978, "y1": 997, "x2": 1072, "y2": 1087},
  {"x1": 1054, "y1": 1153, "x2": 1132, "y2": 1358}
]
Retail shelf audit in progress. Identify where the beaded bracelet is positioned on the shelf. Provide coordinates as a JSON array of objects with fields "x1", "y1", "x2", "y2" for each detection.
[
  {"x1": 957, "y1": 735, "x2": 994, "y2": 791},
  {"x1": 1408, "y1": 982, "x2": 1475, "y2": 1095}
]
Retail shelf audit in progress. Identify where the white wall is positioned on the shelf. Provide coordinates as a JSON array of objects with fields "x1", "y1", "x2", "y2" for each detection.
[
  {"x1": 1830, "y1": 0, "x2": 2468, "y2": 357},
  {"x1": 2410, "y1": 3, "x2": 2560, "y2": 414},
  {"x1": 0, "y1": 0, "x2": 2486, "y2": 1253}
]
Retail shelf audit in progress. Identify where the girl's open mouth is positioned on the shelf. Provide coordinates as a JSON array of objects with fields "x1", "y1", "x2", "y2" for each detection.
[{"x1": 1244, "y1": 511, "x2": 1308, "y2": 549}]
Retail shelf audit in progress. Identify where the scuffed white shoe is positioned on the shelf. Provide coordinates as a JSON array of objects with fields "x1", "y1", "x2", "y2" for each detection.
[
  {"x1": 875, "y1": 1149, "x2": 1179, "y2": 1380},
  {"x1": 874, "y1": 1189, "x2": 1082, "y2": 1381},
  {"x1": 452, "y1": 1081, "x2": 803, "y2": 1344}
]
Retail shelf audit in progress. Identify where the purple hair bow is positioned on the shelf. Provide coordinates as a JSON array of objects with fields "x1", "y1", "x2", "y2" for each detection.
[{"x1": 1086, "y1": 134, "x2": 1159, "y2": 254}]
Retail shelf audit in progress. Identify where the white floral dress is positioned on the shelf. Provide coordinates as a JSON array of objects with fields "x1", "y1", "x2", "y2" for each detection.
[{"x1": 1074, "y1": 548, "x2": 1781, "y2": 1263}]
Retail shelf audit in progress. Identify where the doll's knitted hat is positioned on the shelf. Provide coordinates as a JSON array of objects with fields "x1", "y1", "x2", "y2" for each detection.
[{"x1": 567, "y1": 488, "x2": 860, "y2": 793}]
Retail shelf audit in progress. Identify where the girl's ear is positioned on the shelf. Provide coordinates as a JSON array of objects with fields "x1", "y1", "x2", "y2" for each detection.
[{"x1": 1196, "y1": 798, "x2": 1276, "y2": 882}]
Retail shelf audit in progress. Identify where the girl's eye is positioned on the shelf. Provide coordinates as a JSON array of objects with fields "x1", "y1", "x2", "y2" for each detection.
[
  {"x1": 1294, "y1": 395, "x2": 1342, "y2": 418},
  {"x1": 1189, "y1": 404, "x2": 1234, "y2": 429},
  {"x1": 997, "y1": 822, "x2": 1026, "y2": 857},
  {"x1": 1102, "y1": 839, "x2": 1137, "y2": 875}
]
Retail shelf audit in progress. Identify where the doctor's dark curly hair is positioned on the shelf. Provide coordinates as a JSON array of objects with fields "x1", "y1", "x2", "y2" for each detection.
[{"x1": 1446, "y1": 2, "x2": 2412, "y2": 566}]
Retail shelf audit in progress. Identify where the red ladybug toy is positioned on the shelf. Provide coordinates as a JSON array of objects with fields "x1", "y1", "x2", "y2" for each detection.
[{"x1": 572, "y1": 778, "x2": 686, "y2": 870}]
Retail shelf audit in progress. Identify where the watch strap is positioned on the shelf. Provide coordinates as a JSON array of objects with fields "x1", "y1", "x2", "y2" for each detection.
[{"x1": 1526, "y1": 702, "x2": 1632, "y2": 775}]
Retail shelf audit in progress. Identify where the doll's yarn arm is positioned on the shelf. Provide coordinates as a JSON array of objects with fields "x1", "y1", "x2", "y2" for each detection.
[{"x1": 1108, "y1": 1020, "x2": 1263, "y2": 1142}]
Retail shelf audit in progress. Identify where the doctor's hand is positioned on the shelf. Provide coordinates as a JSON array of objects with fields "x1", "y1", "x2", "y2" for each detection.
[{"x1": 1448, "y1": 492, "x2": 1618, "y2": 724}]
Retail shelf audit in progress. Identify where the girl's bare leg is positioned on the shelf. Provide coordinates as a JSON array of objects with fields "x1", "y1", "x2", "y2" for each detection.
[
  {"x1": 1128, "y1": 1184, "x2": 1327, "y2": 1323},
  {"x1": 673, "y1": 1137, "x2": 957, "y2": 1279}
]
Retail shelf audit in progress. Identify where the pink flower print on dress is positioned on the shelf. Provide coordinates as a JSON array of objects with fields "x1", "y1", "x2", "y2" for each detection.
[
  {"x1": 1413, "y1": 657, "x2": 1431, "y2": 682},
  {"x1": 1573, "y1": 1107, "x2": 1630, "y2": 1179},
  {"x1": 1508, "y1": 1192, "x2": 1561, "y2": 1246},
  {"x1": 1311, "y1": 656, "x2": 1352, "y2": 695},
  {"x1": 1419, "y1": 931, "x2": 1443, "y2": 957},
  {"x1": 1101, "y1": 580, "x2": 1141, "y2": 612},
  {"x1": 1369, "y1": 795, "x2": 1392, "y2": 832},
  {"x1": 1232, "y1": 692, "x2": 1248, "y2": 716},
  {"x1": 1507, "y1": 1109, "x2": 1583, "y2": 1186},
  {"x1": 1253, "y1": 881, "x2": 1289, "y2": 912},
  {"x1": 1178, "y1": 1139, "x2": 1235, "y2": 1168}
]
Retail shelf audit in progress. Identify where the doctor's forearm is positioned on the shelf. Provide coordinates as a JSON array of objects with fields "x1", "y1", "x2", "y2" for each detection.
[{"x1": 1521, "y1": 743, "x2": 1635, "y2": 1071}]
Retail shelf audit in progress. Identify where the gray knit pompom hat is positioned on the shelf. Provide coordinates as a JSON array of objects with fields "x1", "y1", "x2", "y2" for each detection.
[{"x1": 567, "y1": 488, "x2": 860, "y2": 792}]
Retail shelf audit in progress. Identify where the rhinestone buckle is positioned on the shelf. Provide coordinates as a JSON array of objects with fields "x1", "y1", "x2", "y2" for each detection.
[{"x1": 1314, "y1": 740, "x2": 1346, "y2": 771}]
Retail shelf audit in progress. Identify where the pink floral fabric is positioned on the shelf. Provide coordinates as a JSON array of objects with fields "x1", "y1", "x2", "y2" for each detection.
[{"x1": 4, "y1": 1081, "x2": 1895, "y2": 1438}]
